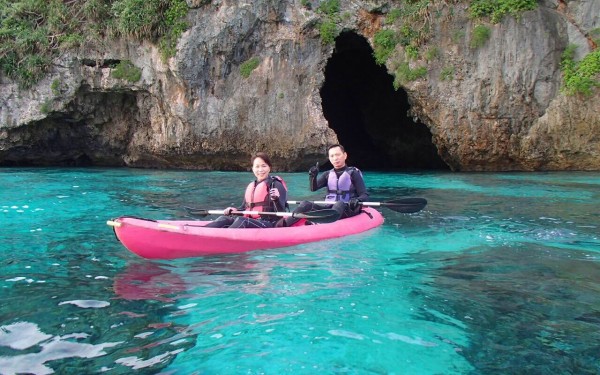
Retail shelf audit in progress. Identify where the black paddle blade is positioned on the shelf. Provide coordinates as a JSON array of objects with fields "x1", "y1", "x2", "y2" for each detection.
[
  {"x1": 184, "y1": 206, "x2": 210, "y2": 217},
  {"x1": 294, "y1": 209, "x2": 340, "y2": 224},
  {"x1": 382, "y1": 198, "x2": 427, "y2": 213}
]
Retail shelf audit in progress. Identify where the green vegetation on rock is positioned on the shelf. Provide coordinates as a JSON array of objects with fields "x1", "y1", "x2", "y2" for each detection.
[
  {"x1": 373, "y1": 30, "x2": 397, "y2": 65},
  {"x1": 51, "y1": 79, "x2": 61, "y2": 95},
  {"x1": 470, "y1": 25, "x2": 491, "y2": 48},
  {"x1": 406, "y1": 45, "x2": 419, "y2": 60},
  {"x1": 425, "y1": 46, "x2": 440, "y2": 62},
  {"x1": 317, "y1": 0, "x2": 341, "y2": 45},
  {"x1": 240, "y1": 57, "x2": 260, "y2": 78},
  {"x1": 441, "y1": 66, "x2": 454, "y2": 81},
  {"x1": 319, "y1": 19, "x2": 339, "y2": 45},
  {"x1": 561, "y1": 44, "x2": 600, "y2": 96},
  {"x1": 394, "y1": 62, "x2": 427, "y2": 89},
  {"x1": 317, "y1": 0, "x2": 340, "y2": 16},
  {"x1": 111, "y1": 60, "x2": 142, "y2": 82},
  {"x1": 40, "y1": 99, "x2": 52, "y2": 114},
  {"x1": 0, "y1": 0, "x2": 189, "y2": 88},
  {"x1": 158, "y1": 0, "x2": 189, "y2": 60},
  {"x1": 452, "y1": 30, "x2": 466, "y2": 44},
  {"x1": 375, "y1": 0, "x2": 435, "y2": 88},
  {"x1": 375, "y1": 0, "x2": 539, "y2": 89},
  {"x1": 469, "y1": 0, "x2": 538, "y2": 23}
]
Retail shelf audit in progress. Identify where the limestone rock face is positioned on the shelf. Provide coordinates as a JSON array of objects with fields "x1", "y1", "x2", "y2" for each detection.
[
  {"x1": 409, "y1": 1, "x2": 600, "y2": 171},
  {"x1": 0, "y1": 0, "x2": 598, "y2": 171}
]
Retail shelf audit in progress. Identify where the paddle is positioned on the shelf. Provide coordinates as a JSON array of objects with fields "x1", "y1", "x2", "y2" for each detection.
[
  {"x1": 184, "y1": 207, "x2": 341, "y2": 224},
  {"x1": 287, "y1": 197, "x2": 428, "y2": 214}
]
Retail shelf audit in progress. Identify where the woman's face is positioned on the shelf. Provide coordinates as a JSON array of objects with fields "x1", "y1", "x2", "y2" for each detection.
[{"x1": 252, "y1": 157, "x2": 271, "y2": 181}]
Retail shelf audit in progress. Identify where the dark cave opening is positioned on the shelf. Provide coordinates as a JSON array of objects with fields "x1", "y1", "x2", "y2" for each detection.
[
  {"x1": 0, "y1": 90, "x2": 137, "y2": 168},
  {"x1": 320, "y1": 31, "x2": 449, "y2": 171}
]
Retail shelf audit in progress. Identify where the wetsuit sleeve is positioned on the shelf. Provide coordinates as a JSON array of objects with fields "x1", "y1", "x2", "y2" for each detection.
[
  {"x1": 238, "y1": 199, "x2": 247, "y2": 211},
  {"x1": 271, "y1": 180, "x2": 287, "y2": 212},
  {"x1": 310, "y1": 170, "x2": 329, "y2": 192},
  {"x1": 352, "y1": 171, "x2": 369, "y2": 201}
]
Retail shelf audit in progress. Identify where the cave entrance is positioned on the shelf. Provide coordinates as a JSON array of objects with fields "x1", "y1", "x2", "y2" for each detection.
[{"x1": 320, "y1": 31, "x2": 448, "y2": 171}]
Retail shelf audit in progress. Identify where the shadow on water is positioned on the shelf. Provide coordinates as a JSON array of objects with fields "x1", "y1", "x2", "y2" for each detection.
[{"x1": 391, "y1": 245, "x2": 600, "y2": 374}]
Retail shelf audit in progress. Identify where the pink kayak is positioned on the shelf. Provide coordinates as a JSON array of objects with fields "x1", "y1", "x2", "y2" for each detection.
[{"x1": 107, "y1": 208, "x2": 384, "y2": 259}]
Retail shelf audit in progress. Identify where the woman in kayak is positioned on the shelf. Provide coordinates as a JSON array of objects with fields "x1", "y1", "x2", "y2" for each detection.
[
  {"x1": 282, "y1": 144, "x2": 368, "y2": 227},
  {"x1": 205, "y1": 152, "x2": 288, "y2": 228}
]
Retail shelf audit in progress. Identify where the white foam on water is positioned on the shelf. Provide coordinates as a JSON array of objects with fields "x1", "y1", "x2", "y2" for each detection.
[
  {"x1": 115, "y1": 351, "x2": 179, "y2": 370},
  {"x1": 170, "y1": 339, "x2": 189, "y2": 346},
  {"x1": 0, "y1": 322, "x2": 52, "y2": 349},
  {"x1": 6, "y1": 277, "x2": 26, "y2": 282},
  {"x1": 178, "y1": 303, "x2": 197, "y2": 310},
  {"x1": 58, "y1": 300, "x2": 110, "y2": 308},
  {"x1": 327, "y1": 329, "x2": 366, "y2": 340},
  {"x1": 378, "y1": 332, "x2": 438, "y2": 347},
  {"x1": 134, "y1": 332, "x2": 154, "y2": 339},
  {"x1": 0, "y1": 325, "x2": 121, "y2": 375}
]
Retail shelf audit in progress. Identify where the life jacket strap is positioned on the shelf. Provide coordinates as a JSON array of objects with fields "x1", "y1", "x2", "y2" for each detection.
[{"x1": 328, "y1": 189, "x2": 351, "y2": 195}]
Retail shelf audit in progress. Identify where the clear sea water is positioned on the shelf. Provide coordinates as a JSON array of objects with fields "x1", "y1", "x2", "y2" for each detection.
[{"x1": 1, "y1": 168, "x2": 599, "y2": 374}]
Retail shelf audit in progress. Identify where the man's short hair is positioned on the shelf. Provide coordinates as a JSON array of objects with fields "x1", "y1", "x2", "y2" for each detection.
[{"x1": 327, "y1": 144, "x2": 345, "y2": 153}]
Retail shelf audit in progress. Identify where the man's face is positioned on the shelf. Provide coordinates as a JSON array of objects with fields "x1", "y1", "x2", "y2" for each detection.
[{"x1": 328, "y1": 147, "x2": 347, "y2": 169}]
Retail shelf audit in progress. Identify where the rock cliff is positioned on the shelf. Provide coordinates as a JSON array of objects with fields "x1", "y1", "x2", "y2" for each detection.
[{"x1": 0, "y1": 0, "x2": 598, "y2": 171}]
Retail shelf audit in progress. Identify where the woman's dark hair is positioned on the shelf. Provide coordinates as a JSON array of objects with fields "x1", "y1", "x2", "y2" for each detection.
[
  {"x1": 327, "y1": 144, "x2": 345, "y2": 153},
  {"x1": 252, "y1": 152, "x2": 272, "y2": 168}
]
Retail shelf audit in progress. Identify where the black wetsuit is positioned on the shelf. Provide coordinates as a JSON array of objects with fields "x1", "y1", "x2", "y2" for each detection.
[{"x1": 286, "y1": 166, "x2": 369, "y2": 226}]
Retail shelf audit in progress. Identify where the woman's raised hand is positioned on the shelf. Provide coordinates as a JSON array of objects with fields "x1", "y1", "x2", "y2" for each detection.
[{"x1": 269, "y1": 188, "x2": 280, "y2": 200}]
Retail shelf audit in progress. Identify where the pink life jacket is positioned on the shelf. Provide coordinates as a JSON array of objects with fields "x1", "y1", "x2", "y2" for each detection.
[{"x1": 244, "y1": 176, "x2": 287, "y2": 218}]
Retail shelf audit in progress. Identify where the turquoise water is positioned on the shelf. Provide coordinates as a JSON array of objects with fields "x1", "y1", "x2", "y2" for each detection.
[{"x1": 1, "y1": 168, "x2": 599, "y2": 374}]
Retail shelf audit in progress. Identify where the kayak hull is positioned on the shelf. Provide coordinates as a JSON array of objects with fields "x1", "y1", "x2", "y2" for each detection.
[{"x1": 109, "y1": 208, "x2": 384, "y2": 259}]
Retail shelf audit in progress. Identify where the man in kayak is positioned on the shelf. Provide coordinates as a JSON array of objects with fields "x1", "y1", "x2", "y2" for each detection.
[
  {"x1": 205, "y1": 152, "x2": 288, "y2": 228},
  {"x1": 283, "y1": 144, "x2": 369, "y2": 226}
]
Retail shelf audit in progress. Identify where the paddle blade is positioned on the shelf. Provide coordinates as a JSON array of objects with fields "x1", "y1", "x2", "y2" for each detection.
[
  {"x1": 294, "y1": 209, "x2": 340, "y2": 224},
  {"x1": 184, "y1": 206, "x2": 210, "y2": 217},
  {"x1": 381, "y1": 198, "x2": 427, "y2": 213}
]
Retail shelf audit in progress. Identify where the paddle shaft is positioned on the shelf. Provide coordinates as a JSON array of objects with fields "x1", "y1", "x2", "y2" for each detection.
[
  {"x1": 204, "y1": 209, "x2": 294, "y2": 218},
  {"x1": 288, "y1": 200, "x2": 384, "y2": 207},
  {"x1": 287, "y1": 197, "x2": 427, "y2": 213},
  {"x1": 184, "y1": 206, "x2": 341, "y2": 223}
]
